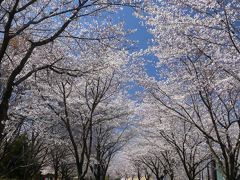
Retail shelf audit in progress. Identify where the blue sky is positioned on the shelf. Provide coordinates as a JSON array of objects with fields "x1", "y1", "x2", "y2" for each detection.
[
  {"x1": 118, "y1": 7, "x2": 161, "y2": 80},
  {"x1": 119, "y1": 7, "x2": 151, "y2": 50},
  {"x1": 114, "y1": 7, "x2": 163, "y2": 97}
]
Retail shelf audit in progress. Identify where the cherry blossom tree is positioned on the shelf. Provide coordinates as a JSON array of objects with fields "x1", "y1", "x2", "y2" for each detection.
[
  {"x1": 137, "y1": 0, "x2": 240, "y2": 180},
  {"x1": 90, "y1": 100, "x2": 133, "y2": 180},
  {"x1": 0, "y1": 0, "x2": 140, "y2": 142},
  {"x1": 47, "y1": 143, "x2": 75, "y2": 180},
  {"x1": 135, "y1": 150, "x2": 175, "y2": 180},
  {"x1": 0, "y1": 2, "x2": 139, "y2": 176},
  {"x1": 10, "y1": 28, "x2": 134, "y2": 178}
]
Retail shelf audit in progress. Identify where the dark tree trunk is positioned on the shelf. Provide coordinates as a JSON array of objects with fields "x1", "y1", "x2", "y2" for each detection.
[
  {"x1": 54, "y1": 169, "x2": 58, "y2": 180},
  {"x1": 211, "y1": 160, "x2": 217, "y2": 180},
  {"x1": 137, "y1": 169, "x2": 141, "y2": 180}
]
